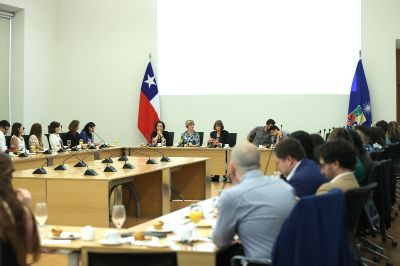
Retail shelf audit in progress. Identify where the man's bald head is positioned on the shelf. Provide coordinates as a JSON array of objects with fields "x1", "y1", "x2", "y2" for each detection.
[{"x1": 230, "y1": 142, "x2": 260, "y2": 180}]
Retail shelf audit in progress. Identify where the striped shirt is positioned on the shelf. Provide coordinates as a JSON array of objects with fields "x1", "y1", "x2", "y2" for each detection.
[{"x1": 212, "y1": 170, "x2": 295, "y2": 262}]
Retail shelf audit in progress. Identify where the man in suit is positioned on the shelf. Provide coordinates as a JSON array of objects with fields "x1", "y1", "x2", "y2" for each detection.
[
  {"x1": 213, "y1": 142, "x2": 295, "y2": 263},
  {"x1": 316, "y1": 139, "x2": 359, "y2": 195},
  {"x1": 275, "y1": 138, "x2": 327, "y2": 197}
]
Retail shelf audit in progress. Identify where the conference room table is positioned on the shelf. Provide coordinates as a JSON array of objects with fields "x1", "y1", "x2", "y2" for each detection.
[
  {"x1": 41, "y1": 199, "x2": 219, "y2": 266},
  {"x1": 12, "y1": 156, "x2": 211, "y2": 227},
  {"x1": 11, "y1": 146, "x2": 126, "y2": 171},
  {"x1": 129, "y1": 146, "x2": 277, "y2": 176}
]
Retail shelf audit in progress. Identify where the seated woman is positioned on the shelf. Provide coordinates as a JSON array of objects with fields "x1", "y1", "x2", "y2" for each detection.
[
  {"x1": 79, "y1": 122, "x2": 96, "y2": 144},
  {"x1": 10, "y1": 123, "x2": 26, "y2": 153},
  {"x1": 150, "y1": 121, "x2": 169, "y2": 146},
  {"x1": 49, "y1": 121, "x2": 64, "y2": 152},
  {"x1": 208, "y1": 120, "x2": 229, "y2": 148},
  {"x1": 65, "y1": 120, "x2": 81, "y2": 147},
  {"x1": 0, "y1": 153, "x2": 40, "y2": 266},
  {"x1": 28, "y1": 123, "x2": 44, "y2": 152},
  {"x1": 387, "y1": 121, "x2": 400, "y2": 143},
  {"x1": 178, "y1": 120, "x2": 200, "y2": 147}
]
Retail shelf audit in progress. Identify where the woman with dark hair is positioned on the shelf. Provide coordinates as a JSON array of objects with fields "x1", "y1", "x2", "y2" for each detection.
[
  {"x1": 355, "y1": 125, "x2": 375, "y2": 153},
  {"x1": 150, "y1": 121, "x2": 169, "y2": 146},
  {"x1": 348, "y1": 129, "x2": 370, "y2": 163},
  {"x1": 65, "y1": 120, "x2": 81, "y2": 147},
  {"x1": 290, "y1": 130, "x2": 315, "y2": 161},
  {"x1": 0, "y1": 153, "x2": 40, "y2": 266},
  {"x1": 49, "y1": 121, "x2": 63, "y2": 152},
  {"x1": 387, "y1": 121, "x2": 400, "y2": 143},
  {"x1": 10, "y1": 123, "x2": 26, "y2": 153},
  {"x1": 328, "y1": 128, "x2": 367, "y2": 186},
  {"x1": 28, "y1": 123, "x2": 44, "y2": 152},
  {"x1": 208, "y1": 120, "x2": 229, "y2": 148},
  {"x1": 310, "y1": 133, "x2": 325, "y2": 148},
  {"x1": 80, "y1": 122, "x2": 96, "y2": 144}
]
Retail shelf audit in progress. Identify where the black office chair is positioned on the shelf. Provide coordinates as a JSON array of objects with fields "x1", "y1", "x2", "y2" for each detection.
[
  {"x1": 88, "y1": 251, "x2": 177, "y2": 266},
  {"x1": 59, "y1": 132, "x2": 68, "y2": 146},
  {"x1": 198, "y1": 132, "x2": 204, "y2": 146},
  {"x1": 363, "y1": 160, "x2": 380, "y2": 185},
  {"x1": 22, "y1": 135, "x2": 30, "y2": 150},
  {"x1": 166, "y1": 132, "x2": 174, "y2": 146},
  {"x1": 5, "y1": 135, "x2": 11, "y2": 149},
  {"x1": 345, "y1": 183, "x2": 377, "y2": 266},
  {"x1": 228, "y1": 132, "x2": 237, "y2": 147},
  {"x1": 44, "y1": 134, "x2": 51, "y2": 149}
]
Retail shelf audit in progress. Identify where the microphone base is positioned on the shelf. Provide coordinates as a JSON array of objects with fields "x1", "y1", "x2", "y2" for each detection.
[
  {"x1": 54, "y1": 164, "x2": 67, "y2": 171},
  {"x1": 99, "y1": 144, "x2": 108, "y2": 149},
  {"x1": 43, "y1": 150, "x2": 52, "y2": 154},
  {"x1": 118, "y1": 155, "x2": 129, "y2": 161},
  {"x1": 101, "y1": 158, "x2": 113, "y2": 163},
  {"x1": 84, "y1": 169, "x2": 98, "y2": 176},
  {"x1": 71, "y1": 147, "x2": 79, "y2": 151},
  {"x1": 57, "y1": 149, "x2": 66, "y2": 153},
  {"x1": 74, "y1": 161, "x2": 87, "y2": 167},
  {"x1": 146, "y1": 158, "x2": 158, "y2": 164},
  {"x1": 19, "y1": 153, "x2": 28, "y2": 158},
  {"x1": 33, "y1": 168, "x2": 47, "y2": 174},
  {"x1": 88, "y1": 145, "x2": 96, "y2": 150},
  {"x1": 122, "y1": 162, "x2": 135, "y2": 169},
  {"x1": 104, "y1": 165, "x2": 117, "y2": 172},
  {"x1": 160, "y1": 156, "x2": 171, "y2": 162}
]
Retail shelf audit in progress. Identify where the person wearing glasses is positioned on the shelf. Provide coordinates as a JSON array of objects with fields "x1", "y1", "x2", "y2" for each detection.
[
  {"x1": 151, "y1": 121, "x2": 170, "y2": 146},
  {"x1": 0, "y1": 120, "x2": 10, "y2": 152},
  {"x1": 10, "y1": 123, "x2": 26, "y2": 153},
  {"x1": 49, "y1": 121, "x2": 64, "y2": 152},
  {"x1": 178, "y1": 120, "x2": 200, "y2": 147}
]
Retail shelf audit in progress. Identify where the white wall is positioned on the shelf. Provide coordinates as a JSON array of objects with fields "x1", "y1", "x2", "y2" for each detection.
[
  {"x1": 0, "y1": 0, "x2": 399, "y2": 146},
  {"x1": 54, "y1": 0, "x2": 156, "y2": 146},
  {"x1": 362, "y1": 0, "x2": 400, "y2": 122}
]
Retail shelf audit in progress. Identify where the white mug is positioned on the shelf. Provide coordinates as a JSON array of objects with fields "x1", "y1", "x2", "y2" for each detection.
[
  {"x1": 81, "y1": 226, "x2": 96, "y2": 241},
  {"x1": 224, "y1": 144, "x2": 229, "y2": 148},
  {"x1": 157, "y1": 143, "x2": 162, "y2": 147},
  {"x1": 258, "y1": 144, "x2": 264, "y2": 148}
]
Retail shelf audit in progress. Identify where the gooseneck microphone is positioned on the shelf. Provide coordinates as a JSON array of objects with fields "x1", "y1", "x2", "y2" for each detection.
[
  {"x1": 143, "y1": 145, "x2": 171, "y2": 162},
  {"x1": 73, "y1": 149, "x2": 94, "y2": 167},
  {"x1": 99, "y1": 149, "x2": 119, "y2": 164},
  {"x1": 55, "y1": 148, "x2": 88, "y2": 170},
  {"x1": 130, "y1": 148, "x2": 158, "y2": 164},
  {"x1": 93, "y1": 132, "x2": 108, "y2": 149},
  {"x1": 33, "y1": 158, "x2": 49, "y2": 174}
]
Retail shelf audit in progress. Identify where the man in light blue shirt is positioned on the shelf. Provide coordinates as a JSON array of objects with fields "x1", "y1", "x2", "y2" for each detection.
[{"x1": 212, "y1": 142, "x2": 296, "y2": 263}]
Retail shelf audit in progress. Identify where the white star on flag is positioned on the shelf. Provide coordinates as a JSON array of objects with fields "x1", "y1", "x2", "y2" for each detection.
[{"x1": 144, "y1": 74, "x2": 156, "y2": 88}]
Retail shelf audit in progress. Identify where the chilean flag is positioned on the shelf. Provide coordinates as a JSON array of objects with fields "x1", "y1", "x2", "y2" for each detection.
[{"x1": 138, "y1": 62, "x2": 160, "y2": 142}]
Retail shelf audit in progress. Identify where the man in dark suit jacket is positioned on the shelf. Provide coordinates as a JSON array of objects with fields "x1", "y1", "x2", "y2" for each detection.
[{"x1": 274, "y1": 138, "x2": 327, "y2": 197}]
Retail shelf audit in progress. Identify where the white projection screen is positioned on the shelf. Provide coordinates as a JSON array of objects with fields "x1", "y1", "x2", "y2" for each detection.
[{"x1": 157, "y1": 0, "x2": 361, "y2": 95}]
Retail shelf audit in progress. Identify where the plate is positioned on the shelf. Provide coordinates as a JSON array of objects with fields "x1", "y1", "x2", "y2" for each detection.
[
  {"x1": 99, "y1": 239, "x2": 124, "y2": 246},
  {"x1": 195, "y1": 221, "x2": 212, "y2": 228},
  {"x1": 48, "y1": 232, "x2": 80, "y2": 240}
]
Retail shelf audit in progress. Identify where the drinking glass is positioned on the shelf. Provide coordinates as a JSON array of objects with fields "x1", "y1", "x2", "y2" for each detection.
[
  {"x1": 35, "y1": 202, "x2": 48, "y2": 238},
  {"x1": 79, "y1": 139, "x2": 83, "y2": 146},
  {"x1": 189, "y1": 204, "x2": 203, "y2": 237},
  {"x1": 67, "y1": 140, "x2": 71, "y2": 147},
  {"x1": 114, "y1": 138, "x2": 119, "y2": 147},
  {"x1": 112, "y1": 205, "x2": 126, "y2": 236}
]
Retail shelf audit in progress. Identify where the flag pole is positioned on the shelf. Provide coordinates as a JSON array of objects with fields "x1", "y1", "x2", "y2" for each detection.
[{"x1": 149, "y1": 53, "x2": 152, "y2": 62}]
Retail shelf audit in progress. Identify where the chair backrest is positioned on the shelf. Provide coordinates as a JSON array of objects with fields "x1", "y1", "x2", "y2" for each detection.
[
  {"x1": 44, "y1": 134, "x2": 50, "y2": 149},
  {"x1": 22, "y1": 135, "x2": 30, "y2": 150},
  {"x1": 88, "y1": 251, "x2": 177, "y2": 266},
  {"x1": 198, "y1": 132, "x2": 204, "y2": 146},
  {"x1": 345, "y1": 182, "x2": 377, "y2": 235},
  {"x1": 363, "y1": 160, "x2": 380, "y2": 185},
  {"x1": 59, "y1": 132, "x2": 68, "y2": 146},
  {"x1": 228, "y1": 132, "x2": 237, "y2": 147},
  {"x1": 370, "y1": 150, "x2": 384, "y2": 161},
  {"x1": 166, "y1": 132, "x2": 174, "y2": 146},
  {"x1": 5, "y1": 136, "x2": 11, "y2": 149}
]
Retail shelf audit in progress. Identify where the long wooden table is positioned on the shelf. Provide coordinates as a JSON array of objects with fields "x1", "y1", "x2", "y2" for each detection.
[
  {"x1": 13, "y1": 156, "x2": 210, "y2": 227},
  {"x1": 130, "y1": 146, "x2": 277, "y2": 176},
  {"x1": 42, "y1": 199, "x2": 218, "y2": 266},
  {"x1": 11, "y1": 147, "x2": 125, "y2": 171}
]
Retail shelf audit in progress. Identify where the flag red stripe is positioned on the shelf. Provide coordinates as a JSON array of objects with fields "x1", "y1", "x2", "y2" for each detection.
[{"x1": 138, "y1": 91, "x2": 160, "y2": 142}]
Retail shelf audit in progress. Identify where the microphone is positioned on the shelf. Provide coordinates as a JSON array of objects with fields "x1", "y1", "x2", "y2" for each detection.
[
  {"x1": 130, "y1": 148, "x2": 158, "y2": 164},
  {"x1": 74, "y1": 149, "x2": 93, "y2": 167},
  {"x1": 93, "y1": 132, "x2": 108, "y2": 149},
  {"x1": 103, "y1": 163, "x2": 117, "y2": 172},
  {"x1": 280, "y1": 125, "x2": 283, "y2": 131},
  {"x1": 33, "y1": 158, "x2": 49, "y2": 174},
  {"x1": 84, "y1": 164, "x2": 98, "y2": 176},
  {"x1": 318, "y1": 130, "x2": 322, "y2": 135},
  {"x1": 54, "y1": 148, "x2": 87, "y2": 170},
  {"x1": 18, "y1": 152, "x2": 28, "y2": 157},
  {"x1": 142, "y1": 145, "x2": 171, "y2": 162},
  {"x1": 99, "y1": 149, "x2": 119, "y2": 164}
]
